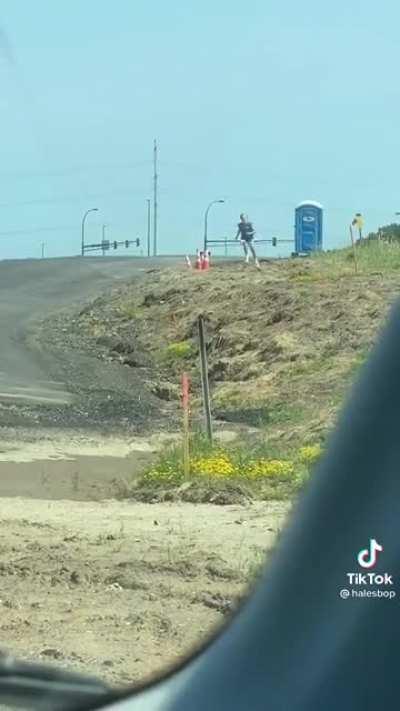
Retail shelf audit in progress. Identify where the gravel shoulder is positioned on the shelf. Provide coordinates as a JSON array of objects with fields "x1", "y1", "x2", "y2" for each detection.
[
  {"x1": 2, "y1": 311, "x2": 173, "y2": 435},
  {"x1": 0, "y1": 257, "x2": 179, "y2": 434}
]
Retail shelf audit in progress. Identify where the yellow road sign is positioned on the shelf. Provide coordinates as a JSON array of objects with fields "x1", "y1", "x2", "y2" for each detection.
[{"x1": 354, "y1": 214, "x2": 364, "y2": 229}]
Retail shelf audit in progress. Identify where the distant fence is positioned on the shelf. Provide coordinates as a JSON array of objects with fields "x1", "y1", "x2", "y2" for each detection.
[
  {"x1": 205, "y1": 237, "x2": 294, "y2": 255},
  {"x1": 82, "y1": 239, "x2": 141, "y2": 255}
]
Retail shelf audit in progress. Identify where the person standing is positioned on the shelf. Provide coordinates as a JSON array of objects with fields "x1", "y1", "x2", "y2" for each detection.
[{"x1": 235, "y1": 213, "x2": 261, "y2": 269}]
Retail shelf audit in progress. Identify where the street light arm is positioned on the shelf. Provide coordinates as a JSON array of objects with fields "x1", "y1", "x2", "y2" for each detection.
[
  {"x1": 81, "y1": 208, "x2": 99, "y2": 256},
  {"x1": 205, "y1": 202, "x2": 214, "y2": 218},
  {"x1": 203, "y1": 199, "x2": 225, "y2": 253},
  {"x1": 82, "y1": 208, "x2": 98, "y2": 224},
  {"x1": 205, "y1": 200, "x2": 222, "y2": 219},
  {"x1": 204, "y1": 204, "x2": 212, "y2": 230}
]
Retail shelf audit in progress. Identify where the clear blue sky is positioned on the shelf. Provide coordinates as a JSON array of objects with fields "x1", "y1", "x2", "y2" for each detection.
[{"x1": 1, "y1": 0, "x2": 400, "y2": 259}]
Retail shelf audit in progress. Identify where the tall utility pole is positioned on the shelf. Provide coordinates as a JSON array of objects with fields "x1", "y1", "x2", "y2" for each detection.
[
  {"x1": 41, "y1": 242, "x2": 46, "y2": 259},
  {"x1": 153, "y1": 139, "x2": 158, "y2": 257},
  {"x1": 147, "y1": 198, "x2": 151, "y2": 257}
]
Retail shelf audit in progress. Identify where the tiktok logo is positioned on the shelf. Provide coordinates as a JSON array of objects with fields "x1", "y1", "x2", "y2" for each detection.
[
  {"x1": 357, "y1": 539, "x2": 383, "y2": 569},
  {"x1": 342, "y1": 539, "x2": 393, "y2": 599}
]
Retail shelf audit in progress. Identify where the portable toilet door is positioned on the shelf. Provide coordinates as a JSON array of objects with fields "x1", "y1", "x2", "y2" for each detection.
[{"x1": 295, "y1": 201, "x2": 323, "y2": 255}]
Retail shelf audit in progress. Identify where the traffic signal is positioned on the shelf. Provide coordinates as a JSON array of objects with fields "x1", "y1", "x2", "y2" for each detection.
[
  {"x1": 125, "y1": 240, "x2": 129, "y2": 248},
  {"x1": 272, "y1": 237, "x2": 277, "y2": 247},
  {"x1": 113, "y1": 241, "x2": 118, "y2": 250},
  {"x1": 136, "y1": 238, "x2": 140, "y2": 247}
]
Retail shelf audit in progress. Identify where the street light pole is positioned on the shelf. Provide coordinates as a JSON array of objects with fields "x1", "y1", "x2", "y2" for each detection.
[
  {"x1": 102, "y1": 224, "x2": 107, "y2": 256},
  {"x1": 147, "y1": 199, "x2": 151, "y2": 258},
  {"x1": 204, "y1": 199, "x2": 225, "y2": 253},
  {"x1": 81, "y1": 208, "x2": 99, "y2": 256}
]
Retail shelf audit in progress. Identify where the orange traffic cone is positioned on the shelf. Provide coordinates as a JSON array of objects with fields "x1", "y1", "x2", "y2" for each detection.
[{"x1": 202, "y1": 250, "x2": 210, "y2": 270}]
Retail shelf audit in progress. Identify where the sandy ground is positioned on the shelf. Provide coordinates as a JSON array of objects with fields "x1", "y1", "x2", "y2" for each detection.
[
  {"x1": 0, "y1": 495, "x2": 289, "y2": 688},
  {"x1": 0, "y1": 430, "x2": 160, "y2": 501},
  {"x1": 0, "y1": 427, "x2": 243, "y2": 501}
]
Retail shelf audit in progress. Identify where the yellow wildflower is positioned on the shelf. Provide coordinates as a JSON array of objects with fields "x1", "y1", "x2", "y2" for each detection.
[
  {"x1": 190, "y1": 453, "x2": 237, "y2": 478},
  {"x1": 298, "y1": 444, "x2": 322, "y2": 466},
  {"x1": 245, "y1": 459, "x2": 295, "y2": 480}
]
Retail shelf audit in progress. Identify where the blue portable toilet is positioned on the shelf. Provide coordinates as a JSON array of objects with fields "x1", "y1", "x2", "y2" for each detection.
[{"x1": 295, "y1": 201, "x2": 323, "y2": 254}]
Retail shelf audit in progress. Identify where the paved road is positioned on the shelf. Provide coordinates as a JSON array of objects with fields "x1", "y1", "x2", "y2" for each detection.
[{"x1": 0, "y1": 256, "x2": 176, "y2": 406}]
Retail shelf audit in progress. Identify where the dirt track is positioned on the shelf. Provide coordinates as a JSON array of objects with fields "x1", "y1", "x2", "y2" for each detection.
[
  {"x1": 0, "y1": 256, "x2": 179, "y2": 433},
  {"x1": 0, "y1": 497, "x2": 288, "y2": 687}
]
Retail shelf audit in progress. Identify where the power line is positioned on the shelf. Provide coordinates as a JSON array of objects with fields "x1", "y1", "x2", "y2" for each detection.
[
  {"x1": 0, "y1": 187, "x2": 153, "y2": 209},
  {"x1": 0, "y1": 160, "x2": 153, "y2": 182},
  {"x1": 0, "y1": 225, "x2": 77, "y2": 239},
  {"x1": 0, "y1": 220, "x2": 148, "y2": 240}
]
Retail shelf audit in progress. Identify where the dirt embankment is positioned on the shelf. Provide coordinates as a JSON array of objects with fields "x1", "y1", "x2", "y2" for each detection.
[{"x1": 41, "y1": 259, "x2": 398, "y2": 449}]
